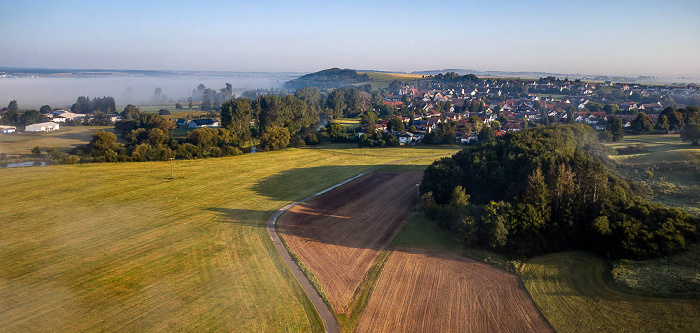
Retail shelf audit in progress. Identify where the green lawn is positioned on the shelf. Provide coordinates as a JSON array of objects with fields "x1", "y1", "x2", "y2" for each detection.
[
  {"x1": 0, "y1": 145, "x2": 458, "y2": 331},
  {"x1": 521, "y1": 253, "x2": 700, "y2": 332}
]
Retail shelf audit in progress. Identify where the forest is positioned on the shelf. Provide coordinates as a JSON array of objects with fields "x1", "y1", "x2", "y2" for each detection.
[{"x1": 420, "y1": 124, "x2": 699, "y2": 259}]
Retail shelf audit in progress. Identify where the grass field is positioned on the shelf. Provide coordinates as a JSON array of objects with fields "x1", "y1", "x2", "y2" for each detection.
[
  {"x1": 0, "y1": 144, "x2": 459, "y2": 331},
  {"x1": 354, "y1": 72, "x2": 423, "y2": 90},
  {"x1": 0, "y1": 126, "x2": 112, "y2": 159},
  {"x1": 335, "y1": 117, "x2": 360, "y2": 130},
  {"x1": 608, "y1": 134, "x2": 700, "y2": 165},
  {"x1": 611, "y1": 243, "x2": 700, "y2": 298},
  {"x1": 521, "y1": 253, "x2": 700, "y2": 332}
]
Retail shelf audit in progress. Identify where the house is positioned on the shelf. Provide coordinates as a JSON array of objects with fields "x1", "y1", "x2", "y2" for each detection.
[
  {"x1": 503, "y1": 122, "x2": 522, "y2": 132},
  {"x1": 0, "y1": 125, "x2": 16, "y2": 134},
  {"x1": 49, "y1": 110, "x2": 86, "y2": 121},
  {"x1": 175, "y1": 118, "x2": 189, "y2": 127},
  {"x1": 397, "y1": 132, "x2": 416, "y2": 145},
  {"x1": 25, "y1": 122, "x2": 59, "y2": 132},
  {"x1": 188, "y1": 118, "x2": 220, "y2": 128}
]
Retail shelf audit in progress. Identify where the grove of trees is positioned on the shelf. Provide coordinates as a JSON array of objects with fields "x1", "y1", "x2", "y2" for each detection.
[{"x1": 420, "y1": 124, "x2": 698, "y2": 260}]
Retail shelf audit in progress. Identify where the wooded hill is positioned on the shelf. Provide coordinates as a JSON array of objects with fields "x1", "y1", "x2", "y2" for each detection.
[
  {"x1": 284, "y1": 68, "x2": 370, "y2": 89},
  {"x1": 420, "y1": 124, "x2": 699, "y2": 259}
]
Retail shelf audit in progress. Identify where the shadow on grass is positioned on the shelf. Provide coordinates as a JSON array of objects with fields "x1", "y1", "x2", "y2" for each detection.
[{"x1": 252, "y1": 165, "x2": 376, "y2": 201}]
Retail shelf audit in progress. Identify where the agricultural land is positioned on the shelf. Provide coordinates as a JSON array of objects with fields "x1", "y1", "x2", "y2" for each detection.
[
  {"x1": 278, "y1": 171, "x2": 422, "y2": 314},
  {"x1": 357, "y1": 249, "x2": 551, "y2": 333},
  {"x1": 0, "y1": 144, "x2": 458, "y2": 332}
]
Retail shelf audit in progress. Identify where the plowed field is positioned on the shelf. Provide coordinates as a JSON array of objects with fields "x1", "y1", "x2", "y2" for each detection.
[
  {"x1": 278, "y1": 171, "x2": 422, "y2": 314},
  {"x1": 356, "y1": 249, "x2": 553, "y2": 333}
]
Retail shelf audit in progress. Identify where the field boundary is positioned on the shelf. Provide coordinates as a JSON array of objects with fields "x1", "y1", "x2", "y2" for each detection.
[{"x1": 266, "y1": 153, "x2": 452, "y2": 333}]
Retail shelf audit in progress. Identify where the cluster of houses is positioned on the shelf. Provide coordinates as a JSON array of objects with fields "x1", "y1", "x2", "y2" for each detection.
[{"x1": 366, "y1": 79, "x2": 699, "y2": 145}]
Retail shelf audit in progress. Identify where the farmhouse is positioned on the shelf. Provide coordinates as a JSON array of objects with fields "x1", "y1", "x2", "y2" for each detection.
[
  {"x1": 0, "y1": 125, "x2": 16, "y2": 134},
  {"x1": 188, "y1": 118, "x2": 220, "y2": 128},
  {"x1": 25, "y1": 122, "x2": 59, "y2": 133}
]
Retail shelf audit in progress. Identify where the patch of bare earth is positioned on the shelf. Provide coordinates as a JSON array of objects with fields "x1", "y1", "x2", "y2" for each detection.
[
  {"x1": 356, "y1": 249, "x2": 553, "y2": 333},
  {"x1": 278, "y1": 171, "x2": 422, "y2": 314}
]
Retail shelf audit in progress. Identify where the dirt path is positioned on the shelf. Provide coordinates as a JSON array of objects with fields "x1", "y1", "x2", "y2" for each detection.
[
  {"x1": 278, "y1": 171, "x2": 422, "y2": 314},
  {"x1": 267, "y1": 154, "x2": 450, "y2": 333}
]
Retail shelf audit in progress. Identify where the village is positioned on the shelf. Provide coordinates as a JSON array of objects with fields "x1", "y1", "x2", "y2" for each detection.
[{"x1": 367, "y1": 77, "x2": 700, "y2": 144}]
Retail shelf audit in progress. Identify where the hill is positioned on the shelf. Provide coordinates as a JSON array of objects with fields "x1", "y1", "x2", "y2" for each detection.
[{"x1": 284, "y1": 68, "x2": 371, "y2": 89}]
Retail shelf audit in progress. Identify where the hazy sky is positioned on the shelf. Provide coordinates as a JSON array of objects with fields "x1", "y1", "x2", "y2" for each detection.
[{"x1": 1, "y1": 0, "x2": 699, "y2": 77}]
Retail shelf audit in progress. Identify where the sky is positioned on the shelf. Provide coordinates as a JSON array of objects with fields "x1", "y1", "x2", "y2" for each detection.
[{"x1": 1, "y1": 0, "x2": 699, "y2": 77}]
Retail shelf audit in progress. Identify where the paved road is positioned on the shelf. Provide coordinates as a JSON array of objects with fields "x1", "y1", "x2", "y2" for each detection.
[{"x1": 266, "y1": 154, "x2": 453, "y2": 333}]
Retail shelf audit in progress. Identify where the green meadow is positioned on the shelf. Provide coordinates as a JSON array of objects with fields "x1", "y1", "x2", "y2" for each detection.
[{"x1": 0, "y1": 144, "x2": 459, "y2": 331}]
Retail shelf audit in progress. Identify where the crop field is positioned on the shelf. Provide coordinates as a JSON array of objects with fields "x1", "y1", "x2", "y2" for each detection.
[
  {"x1": 277, "y1": 171, "x2": 422, "y2": 314},
  {"x1": 0, "y1": 126, "x2": 112, "y2": 158},
  {"x1": 521, "y1": 252, "x2": 700, "y2": 332},
  {"x1": 0, "y1": 144, "x2": 458, "y2": 332},
  {"x1": 356, "y1": 249, "x2": 552, "y2": 333}
]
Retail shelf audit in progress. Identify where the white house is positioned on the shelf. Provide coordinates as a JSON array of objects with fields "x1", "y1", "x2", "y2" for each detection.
[
  {"x1": 398, "y1": 132, "x2": 415, "y2": 145},
  {"x1": 25, "y1": 122, "x2": 59, "y2": 133},
  {"x1": 0, "y1": 125, "x2": 16, "y2": 134},
  {"x1": 188, "y1": 118, "x2": 219, "y2": 128}
]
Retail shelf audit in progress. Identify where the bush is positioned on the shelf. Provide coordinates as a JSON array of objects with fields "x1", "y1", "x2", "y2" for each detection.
[
  {"x1": 617, "y1": 144, "x2": 648, "y2": 155},
  {"x1": 31, "y1": 146, "x2": 42, "y2": 156}
]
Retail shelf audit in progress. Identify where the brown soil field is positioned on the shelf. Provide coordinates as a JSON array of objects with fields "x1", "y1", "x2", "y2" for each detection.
[
  {"x1": 356, "y1": 249, "x2": 553, "y2": 333},
  {"x1": 278, "y1": 171, "x2": 422, "y2": 314}
]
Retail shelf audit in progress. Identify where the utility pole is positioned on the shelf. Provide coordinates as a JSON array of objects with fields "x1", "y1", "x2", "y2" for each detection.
[{"x1": 169, "y1": 157, "x2": 174, "y2": 179}]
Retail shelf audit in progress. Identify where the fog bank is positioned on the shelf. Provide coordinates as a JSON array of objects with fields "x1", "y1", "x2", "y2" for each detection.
[{"x1": 0, "y1": 73, "x2": 300, "y2": 109}]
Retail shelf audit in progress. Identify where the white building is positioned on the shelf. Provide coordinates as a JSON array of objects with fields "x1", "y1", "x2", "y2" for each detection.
[
  {"x1": 0, "y1": 125, "x2": 16, "y2": 134},
  {"x1": 25, "y1": 122, "x2": 59, "y2": 133}
]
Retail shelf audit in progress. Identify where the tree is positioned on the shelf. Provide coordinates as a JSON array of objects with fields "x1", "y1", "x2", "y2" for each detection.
[
  {"x1": 31, "y1": 146, "x2": 42, "y2": 156},
  {"x1": 175, "y1": 103, "x2": 183, "y2": 110},
  {"x1": 606, "y1": 115, "x2": 624, "y2": 141},
  {"x1": 681, "y1": 124, "x2": 700, "y2": 145},
  {"x1": 40, "y1": 105, "x2": 52, "y2": 114},
  {"x1": 387, "y1": 117, "x2": 405, "y2": 132},
  {"x1": 326, "y1": 89, "x2": 345, "y2": 118},
  {"x1": 21, "y1": 110, "x2": 41, "y2": 126},
  {"x1": 294, "y1": 86, "x2": 322, "y2": 111},
  {"x1": 7, "y1": 100, "x2": 18, "y2": 111},
  {"x1": 220, "y1": 98, "x2": 252, "y2": 145},
  {"x1": 655, "y1": 115, "x2": 670, "y2": 131},
  {"x1": 630, "y1": 112, "x2": 653, "y2": 134},
  {"x1": 490, "y1": 120, "x2": 502, "y2": 131},
  {"x1": 477, "y1": 126, "x2": 495, "y2": 142},
  {"x1": 260, "y1": 126, "x2": 290, "y2": 151},
  {"x1": 158, "y1": 109, "x2": 171, "y2": 115},
  {"x1": 360, "y1": 111, "x2": 378, "y2": 125},
  {"x1": 603, "y1": 103, "x2": 619, "y2": 114}
]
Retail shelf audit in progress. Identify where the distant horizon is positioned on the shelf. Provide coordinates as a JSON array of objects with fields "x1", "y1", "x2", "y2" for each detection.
[{"x1": 2, "y1": 65, "x2": 698, "y2": 81}]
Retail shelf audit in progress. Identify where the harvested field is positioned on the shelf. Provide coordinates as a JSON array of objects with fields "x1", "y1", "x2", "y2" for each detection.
[
  {"x1": 356, "y1": 249, "x2": 552, "y2": 333},
  {"x1": 278, "y1": 171, "x2": 422, "y2": 314}
]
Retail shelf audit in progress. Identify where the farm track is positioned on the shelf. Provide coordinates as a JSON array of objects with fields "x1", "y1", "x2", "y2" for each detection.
[{"x1": 278, "y1": 171, "x2": 421, "y2": 314}]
